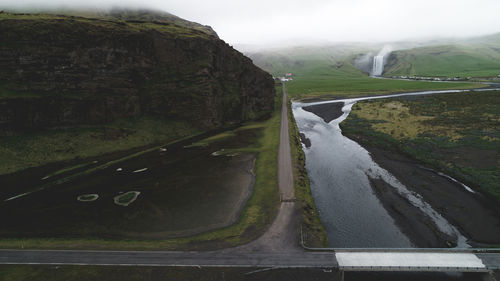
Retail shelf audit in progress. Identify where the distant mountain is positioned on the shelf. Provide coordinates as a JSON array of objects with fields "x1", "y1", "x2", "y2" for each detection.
[
  {"x1": 384, "y1": 36, "x2": 500, "y2": 78},
  {"x1": 466, "y1": 32, "x2": 500, "y2": 46},
  {"x1": 244, "y1": 32, "x2": 500, "y2": 79}
]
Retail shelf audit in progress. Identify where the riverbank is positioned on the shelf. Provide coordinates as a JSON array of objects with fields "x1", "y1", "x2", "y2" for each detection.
[
  {"x1": 340, "y1": 91, "x2": 500, "y2": 199},
  {"x1": 288, "y1": 99, "x2": 328, "y2": 247},
  {"x1": 338, "y1": 91, "x2": 500, "y2": 246},
  {"x1": 368, "y1": 176, "x2": 454, "y2": 247},
  {"x1": 297, "y1": 90, "x2": 500, "y2": 247},
  {"x1": 364, "y1": 145, "x2": 500, "y2": 247}
]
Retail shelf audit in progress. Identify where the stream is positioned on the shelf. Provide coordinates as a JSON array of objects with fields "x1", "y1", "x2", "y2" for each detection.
[{"x1": 291, "y1": 89, "x2": 496, "y2": 248}]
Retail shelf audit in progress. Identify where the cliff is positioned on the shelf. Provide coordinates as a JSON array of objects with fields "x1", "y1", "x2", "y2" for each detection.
[{"x1": 0, "y1": 12, "x2": 275, "y2": 131}]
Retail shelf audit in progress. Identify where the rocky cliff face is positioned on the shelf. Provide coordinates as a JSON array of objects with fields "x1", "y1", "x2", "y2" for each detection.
[{"x1": 0, "y1": 13, "x2": 275, "y2": 131}]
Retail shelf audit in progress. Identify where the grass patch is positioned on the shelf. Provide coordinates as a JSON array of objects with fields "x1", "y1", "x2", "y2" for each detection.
[
  {"x1": 285, "y1": 73, "x2": 481, "y2": 99},
  {"x1": 186, "y1": 131, "x2": 238, "y2": 147},
  {"x1": 114, "y1": 191, "x2": 141, "y2": 207},
  {"x1": 341, "y1": 91, "x2": 500, "y2": 199},
  {"x1": 77, "y1": 194, "x2": 99, "y2": 202},
  {"x1": 287, "y1": 99, "x2": 328, "y2": 247},
  {"x1": 0, "y1": 116, "x2": 200, "y2": 175}
]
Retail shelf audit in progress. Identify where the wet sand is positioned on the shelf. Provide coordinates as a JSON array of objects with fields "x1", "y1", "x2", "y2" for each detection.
[
  {"x1": 363, "y1": 145, "x2": 500, "y2": 246},
  {"x1": 0, "y1": 129, "x2": 258, "y2": 240},
  {"x1": 368, "y1": 177, "x2": 455, "y2": 247},
  {"x1": 302, "y1": 102, "x2": 344, "y2": 123}
]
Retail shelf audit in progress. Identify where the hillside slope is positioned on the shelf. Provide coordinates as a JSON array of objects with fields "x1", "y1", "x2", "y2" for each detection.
[
  {"x1": 0, "y1": 12, "x2": 274, "y2": 131},
  {"x1": 384, "y1": 37, "x2": 500, "y2": 78},
  {"x1": 246, "y1": 45, "x2": 480, "y2": 98},
  {"x1": 60, "y1": 8, "x2": 219, "y2": 37},
  {"x1": 0, "y1": 11, "x2": 275, "y2": 174}
]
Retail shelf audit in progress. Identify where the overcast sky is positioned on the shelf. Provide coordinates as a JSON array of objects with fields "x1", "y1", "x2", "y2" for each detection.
[{"x1": 2, "y1": 0, "x2": 500, "y2": 46}]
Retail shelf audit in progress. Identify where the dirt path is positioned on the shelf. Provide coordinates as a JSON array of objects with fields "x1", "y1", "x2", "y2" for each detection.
[{"x1": 227, "y1": 83, "x2": 301, "y2": 253}]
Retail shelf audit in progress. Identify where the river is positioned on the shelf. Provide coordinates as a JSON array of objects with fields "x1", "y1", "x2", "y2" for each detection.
[{"x1": 291, "y1": 89, "x2": 496, "y2": 248}]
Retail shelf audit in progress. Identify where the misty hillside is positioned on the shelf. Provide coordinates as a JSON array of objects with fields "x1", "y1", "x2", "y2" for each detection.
[
  {"x1": 246, "y1": 44, "x2": 376, "y2": 76},
  {"x1": 245, "y1": 39, "x2": 490, "y2": 97},
  {"x1": 384, "y1": 35, "x2": 500, "y2": 78},
  {"x1": 61, "y1": 8, "x2": 219, "y2": 37}
]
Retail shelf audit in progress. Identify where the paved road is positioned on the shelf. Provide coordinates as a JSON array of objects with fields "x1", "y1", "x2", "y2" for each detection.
[
  {"x1": 230, "y1": 83, "x2": 301, "y2": 253},
  {"x1": 477, "y1": 253, "x2": 500, "y2": 270},
  {"x1": 0, "y1": 249, "x2": 335, "y2": 268},
  {"x1": 278, "y1": 83, "x2": 295, "y2": 201}
]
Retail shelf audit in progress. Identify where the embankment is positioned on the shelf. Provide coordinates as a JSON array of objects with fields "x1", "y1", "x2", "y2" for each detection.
[{"x1": 288, "y1": 99, "x2": 328, "y2": 247}]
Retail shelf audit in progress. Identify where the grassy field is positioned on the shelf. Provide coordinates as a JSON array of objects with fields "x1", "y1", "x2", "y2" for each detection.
[
  {"x1": 287, "y1": 98, "x2": 328, "y2": 247},
  {"x1": 0, "y1": 116, "x2": 200, "y2": 175},
  {"x1": 384, "y1": 43, "x2": 500, "y2": 78},
  {"x1": 340, "y1": 91, "x2": 500, "y2": 199},
  {"x1": 248, "y1": 48, "x2": 482, "y2": 99}
]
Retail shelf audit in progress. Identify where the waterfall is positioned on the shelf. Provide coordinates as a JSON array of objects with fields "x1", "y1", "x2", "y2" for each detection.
[{"x1": 371, "y1": 55, "x2": 384, "y2": 76}]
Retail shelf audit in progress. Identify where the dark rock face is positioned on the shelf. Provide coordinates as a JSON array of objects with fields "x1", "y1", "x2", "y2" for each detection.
[
  {"x1": 299, "y1": 133, "x2": 311, "y2": 148},
  {"x1": 0, "y1": 15, "x2": 275, "y2": 130}
]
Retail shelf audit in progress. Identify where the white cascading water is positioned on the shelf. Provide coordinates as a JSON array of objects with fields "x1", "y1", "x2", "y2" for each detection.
[{"x1": 371, "y1": 55, "x2": 384, "y2": 76}]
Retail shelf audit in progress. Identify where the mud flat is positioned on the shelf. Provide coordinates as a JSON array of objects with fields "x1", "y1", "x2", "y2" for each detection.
[
  {"x1": 302, "y1": 102, "x2": 344, "y2": 123},
  {"x1": 368, "y1": 177, "x2": 455, "y2": 247},
  {"x1": 0, "y1": 128, "x2": 259, "y2": 240},
  {"x1": 362, "y1": 144, "x2": 500, "y2": 246}
]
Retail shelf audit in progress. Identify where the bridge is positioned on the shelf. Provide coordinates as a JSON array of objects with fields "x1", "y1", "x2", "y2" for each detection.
[{"x1": 334, "y1": 249, "x2": 499, "y2": 272}]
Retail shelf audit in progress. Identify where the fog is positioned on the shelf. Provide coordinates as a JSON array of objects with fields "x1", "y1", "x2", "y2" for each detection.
[{"x1": 2, "y1": 0, "x2": 500, "y2": 46}]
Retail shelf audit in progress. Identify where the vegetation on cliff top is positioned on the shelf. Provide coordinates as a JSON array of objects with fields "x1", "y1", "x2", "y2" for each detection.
[{"x1": 0, "y1": 11, "x2": 214, "y2": 39}]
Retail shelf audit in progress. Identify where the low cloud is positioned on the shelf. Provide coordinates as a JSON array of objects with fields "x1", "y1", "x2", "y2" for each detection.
[{"x1": 1, "y1": 0, "x2": 499, "y2": 45}]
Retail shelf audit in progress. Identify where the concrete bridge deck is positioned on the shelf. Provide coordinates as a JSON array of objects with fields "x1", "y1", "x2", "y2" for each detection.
[{"x1": 335, "y1": 251, "x2": 496, "y2": 272}]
